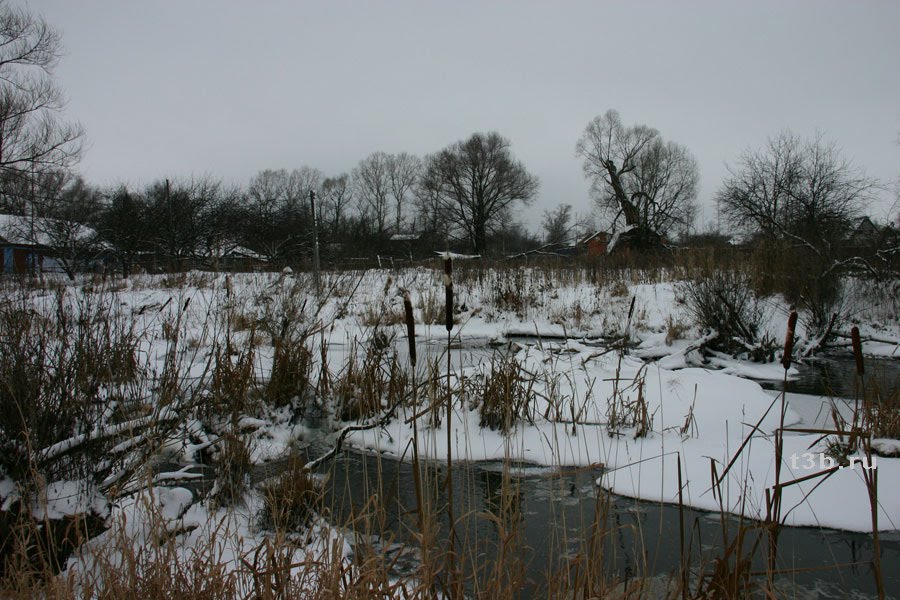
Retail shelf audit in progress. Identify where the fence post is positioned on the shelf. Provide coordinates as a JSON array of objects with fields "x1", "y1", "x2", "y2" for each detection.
[{"x1": 309, "y1": 190, "x2": 321, "y2": 295}]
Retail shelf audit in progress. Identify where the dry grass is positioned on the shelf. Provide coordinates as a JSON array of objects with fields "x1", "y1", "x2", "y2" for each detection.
[
  {"x1": 259, "y1": 458, "x2": 322, "y2": 533},
  {"x1": 863, "y1": 373, "x2": 900, "y2": 441},
  {"x1": 334, "y1": 334, "x2": 408, "y2": 421},
  {"x1": 0, "y1": 260, "x2": 892, "y2": 599},
  {"x1": 476, "y1": 353, "x2": 538, "y2": 434}
]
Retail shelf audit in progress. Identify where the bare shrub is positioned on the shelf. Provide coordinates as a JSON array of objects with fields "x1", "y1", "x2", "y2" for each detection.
[
  {"x1": 750, "y1": 240, "x2": 849, "y2": 340},
  {"x1": 683, "y1": 270, "x2": 776, "y2": 361},
  {"x1": 607, "y1": 279, "x2": 629, "y2": 297},
  {"x1": 664, "y1": 315, "x2": 689, "y2": 346},
  {"x1": 416, "y1": 286, "x2": 443, "y2": 325},
  {"x1": 256, "y1": 282, "x2": 317, "y2": 410},
  {"x1": 491, "y1": 268, "x2": 536, "y2": 317},
  {"x1": 265, "y1": 337, "x2": 313, "y2": 409},
  {"x1": 205, "y1": 334, "x2": 258, "y2": 422}
]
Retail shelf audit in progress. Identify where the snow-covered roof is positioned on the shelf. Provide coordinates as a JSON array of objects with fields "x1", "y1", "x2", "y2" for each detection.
[
  {"x1": 390, "y1": 233, "x2": 421, "y2": 242},
  {"x1": 0, "y1": 213, "x2": 99, "y2": 247},
  {"x1": 578, "y1": 230, "x2": 611, "y2": 245},
  {"x1": 225, "y1": 245, "x2": 267, "y2": 260},
  {"x1": 435, "y1": 251, "x2": 481, "y2": 260},
  {"x1": 194, "y1": 242, "x2": 268, "y2": 261}
]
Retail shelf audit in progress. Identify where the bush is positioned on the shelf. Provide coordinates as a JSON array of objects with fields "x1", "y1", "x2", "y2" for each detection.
[
  {"x1": 749, "y1": 239, "x2": 848, "y2": 339},
  {"x1": 683, "y1": 270, "x2": 776, "y2": 361}
]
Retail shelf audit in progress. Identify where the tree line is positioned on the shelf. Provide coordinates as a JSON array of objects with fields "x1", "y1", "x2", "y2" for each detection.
[{"x1": 0, "y1": 136, "x2": 546, "y2": 276}]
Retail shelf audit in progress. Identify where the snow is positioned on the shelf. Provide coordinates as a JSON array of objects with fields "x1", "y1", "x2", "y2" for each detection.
[
  {"x1": 0, "y1": 213, "x2": 101, "y2": 246},
  {"x1": 2, "y1": 261, "x2": 897, "y2": 589},
  {"x1": 62, "y1": 486, "x2": 352, "y2": 595},
  {"x1": 35, "y1": 480, "x2": 108, "y2": 520},
  {"x1": 341, "y1": 339, "x2": 898, "y2": 532}
]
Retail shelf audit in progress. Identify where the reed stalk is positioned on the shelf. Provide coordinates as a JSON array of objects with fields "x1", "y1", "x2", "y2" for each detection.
[
  {"x1": 443, "y1": 255, "x2": 460, "y2": 597},
  {"x1": 402, "y1": 291, "x2": 430, "y2": 592},
  {"x1": 852, "y1": 330, "x2": 885, "y2": 600},
  {"x1": 768, "y1": 310, "x2": 796, "y2": 593}
]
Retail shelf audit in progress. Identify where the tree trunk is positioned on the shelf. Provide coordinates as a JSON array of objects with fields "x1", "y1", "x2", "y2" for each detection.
[
  {"x1": 605, "y1": 160, "x2": 640, "y2": 226},
  {"x1": 473, "y1": 226, "x2": 487, "y2": 256}
]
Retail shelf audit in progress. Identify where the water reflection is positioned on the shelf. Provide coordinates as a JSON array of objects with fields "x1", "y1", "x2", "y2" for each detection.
[{"x1": 312, "y1": 447, "x2": 897, "y2": 598}]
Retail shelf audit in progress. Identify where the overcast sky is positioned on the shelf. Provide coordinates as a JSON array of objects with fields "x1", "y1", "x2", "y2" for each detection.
[{"x1": 30, "y1": 0, "x2": 900, "y2": 231}]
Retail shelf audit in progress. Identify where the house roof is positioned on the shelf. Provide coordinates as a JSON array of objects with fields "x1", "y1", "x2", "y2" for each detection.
[
  {"x1": 390, "y1": 233, "x2": 421, "y2": 242},
  {"x1": 577, "y1": 230, "x2": 611, "y2": 245},
  {"x1": 0, "y1": 213, "x2": 100, "y2": 247}
]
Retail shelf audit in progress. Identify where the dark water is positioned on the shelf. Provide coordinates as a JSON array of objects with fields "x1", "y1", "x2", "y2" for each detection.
[
  {"x1": 303, "y1": 342, "x2": 900, "y2": 597},
  {"x1": 310, "y1": 446, "x2": 899, "y2": 599},
  {"x1": 762, "y1": 354, "x2": 900, "y2": 399}
]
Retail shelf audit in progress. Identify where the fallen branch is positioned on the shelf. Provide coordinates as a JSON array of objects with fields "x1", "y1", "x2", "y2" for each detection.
[
  {"x1": 834, "y1": 331, "x2": 900, "y2": 346},
  {"x1": 801, "y1": 313, "x2": 838, "y2": 358},
  {"x1": 681, "y1": 331, "x2": 719, "y2": 361},
  {"x1": 303, "y1": 379, "x2": 433, "y2": 472},
  {"x1": 37, "y1": 407, "x2": 180, "y2": 466}
]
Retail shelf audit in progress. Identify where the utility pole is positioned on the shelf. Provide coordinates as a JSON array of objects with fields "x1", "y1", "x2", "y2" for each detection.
[{"x1": 309, "y1": 189, "x2": 321, "y2": 295}]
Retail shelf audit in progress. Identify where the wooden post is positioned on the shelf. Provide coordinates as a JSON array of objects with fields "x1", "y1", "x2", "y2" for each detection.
[{"x1": 309, "y1": 190, "x2": 321, "y2": 295}]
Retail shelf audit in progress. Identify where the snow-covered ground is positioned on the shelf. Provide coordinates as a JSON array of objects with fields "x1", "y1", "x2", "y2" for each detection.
[{"x1": 1, "y1": 265, "x2": 897, "y2": 588}]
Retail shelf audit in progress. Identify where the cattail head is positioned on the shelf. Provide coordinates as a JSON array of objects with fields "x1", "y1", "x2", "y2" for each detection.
[
  {"x1": 851, "y1": 326, "x2": 864, "y2": 376},
  {"x1": 403, "y1": 291, "x2": 416, "y2": 367},
  {"x1": 781, "y1": 311, "x2": 798, "y2": 370}
]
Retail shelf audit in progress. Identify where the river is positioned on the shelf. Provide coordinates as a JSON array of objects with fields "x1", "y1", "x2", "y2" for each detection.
[{"x1": 306, "y1": 340, "x2": 899, "y2": 598}]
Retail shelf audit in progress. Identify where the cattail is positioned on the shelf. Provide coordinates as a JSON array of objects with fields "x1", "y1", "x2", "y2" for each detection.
[
  {"x1": 781, "y1": 311, "x2": 798, "y2": 370},
  {"x1": 403, "y1": 291, "x2": 416, "y2": 367},
  {"x1": 444, "y1": 254, "x2": 454, "y2": 333},
  {"x1": 851, "y1": 326, "x2": 864, "y2": 376}
]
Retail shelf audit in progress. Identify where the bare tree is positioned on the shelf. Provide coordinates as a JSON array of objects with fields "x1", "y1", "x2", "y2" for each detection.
[
  {"x1": 143, "y1": 177, "x2": 222, "y2": 271},
  {"x1": 421, "y1": 132, "x2": 538, "y2": 254},
  {"x1": 285, "y1": 166, "x2": 322, "y2": 214},
  {"x1": 352, "y1": 152, "x2": 391, "y2": 235},
  {"x1": 386, "y1": 152, "x2": 421, "y2": 233},
  {"x1": 244, "y1": 169, "x2": 290, "y2": 261},
  {"x1": 575, "y1": 109, "x2": 698, "y2": 237},
  {"x1": 319, "y1": 173, "x2": 352, "y2": 236},
  {"x1": 411, "y1": 178, "x2": 450, "y2": 242},
  {"x1": 717, "y1": 131, "x2": 876, "y2": 257},
  {"x1": 97, "y1": 185, "x2": 149, "y2": 278},
  {"x1": 718, "y1": 131, "x2": 880, "y2": 333},
  {"x1": 0, "y1": 1, "x2": 83, "y2": 199},
  {"x1": 243, "y1": 167, "x2": 322, "y2": 261},
  {"x1": 542, "y1": 204, "x2": 572, "y2": 245}
]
